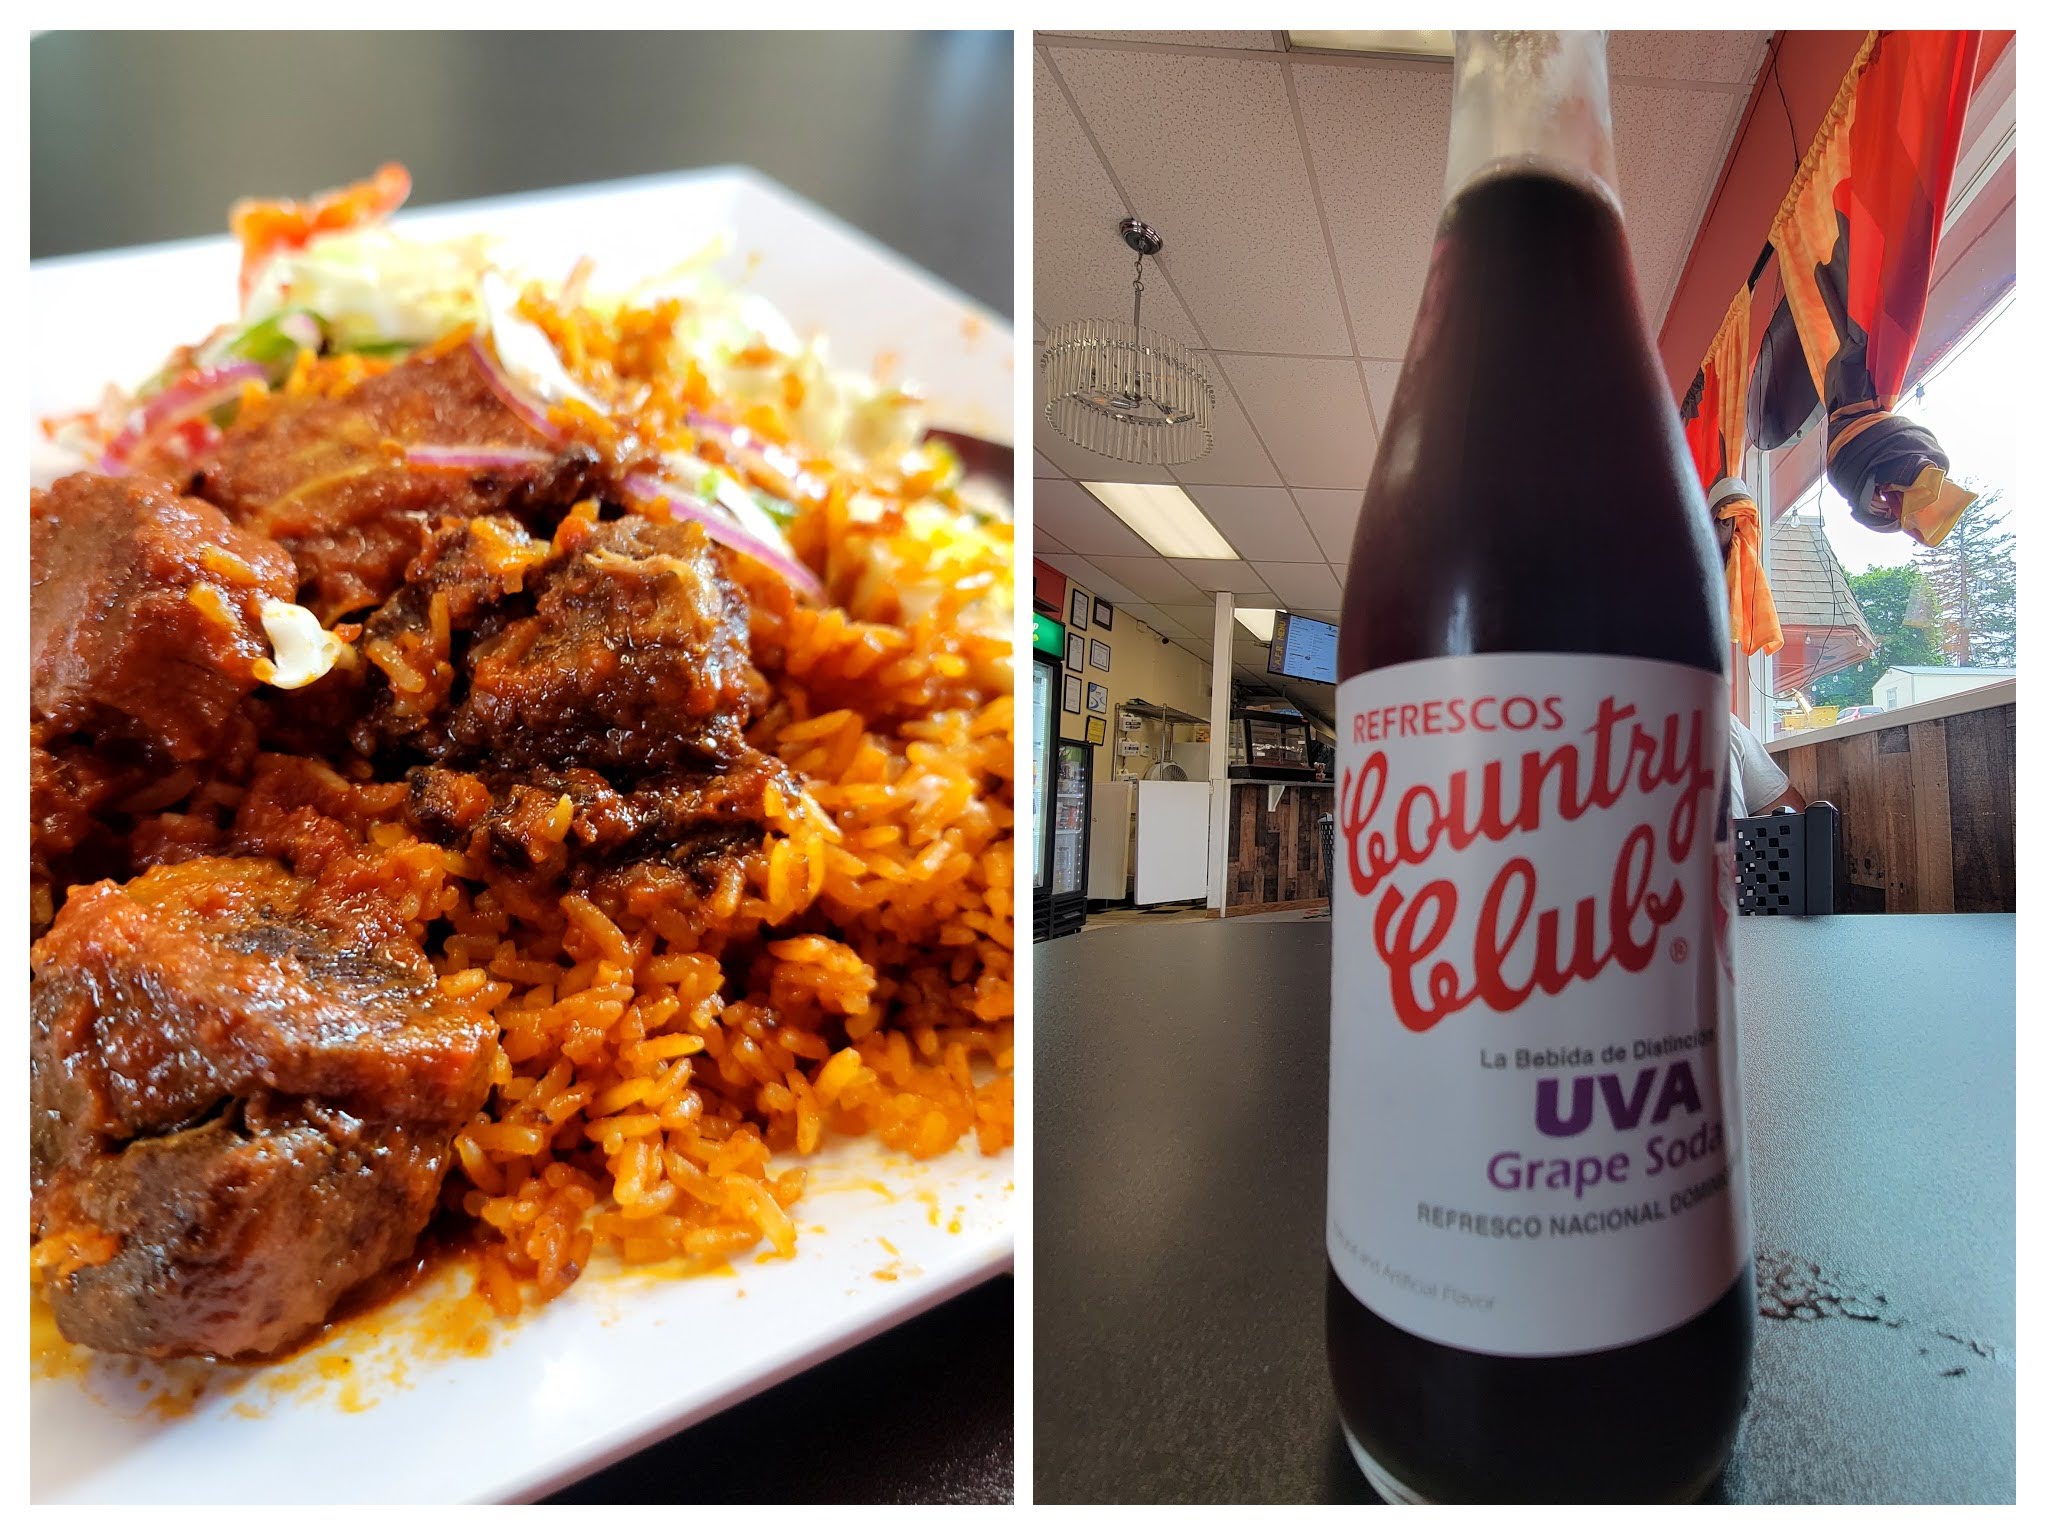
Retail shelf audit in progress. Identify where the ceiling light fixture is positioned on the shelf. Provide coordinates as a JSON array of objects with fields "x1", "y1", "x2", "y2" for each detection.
[
  {"x1": 1285, "y1": 30, "x2": 1454, "y2": 59},
  {"x1": 1235, "y1": 609, "x2": 1278, "y2": 644},
  {"x1": 1082, "y1": 482, "x2": 1238, "y2": 560},
  {"x1": 1042, "y1": 218, "x2": 1215, "y2": 466}
]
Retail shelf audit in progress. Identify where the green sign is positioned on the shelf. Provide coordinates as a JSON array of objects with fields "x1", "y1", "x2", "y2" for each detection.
[{"x1": 1033, "y1": 611, "x2": 1064, "y2": 657}]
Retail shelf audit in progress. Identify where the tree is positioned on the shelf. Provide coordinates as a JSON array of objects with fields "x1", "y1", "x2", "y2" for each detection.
[
  {"x1": 1915, "y1": 489, "x2": 2016, "y2": 666},
  {"x1": 1806, "y1": 564, "x2": 1946, "y2": 708}
]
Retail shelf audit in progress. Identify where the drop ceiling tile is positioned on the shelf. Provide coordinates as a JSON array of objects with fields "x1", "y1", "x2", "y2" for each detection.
[
  {"x1": 1087, "y1": 555, "x2": 1207, "y2": 604},
  {"x1": 1292, "y1": 487, "x2": 1363, "y2": 565},
  {"x1": 1034, "y1": 477, "x2": 1157, "y2": 558},
  {"x1": 1032, "y1": 351, "x2": 1178, "y2": 483},
  {"x1": 1157, "y1": 602, "x2": 1223, "y2": 634},
  {"x1": 1217, "y1": 354, "x2": 1378, "y2": 488},
  {"x1": 1033, "y1": 449, "x2": 1065, "y2": 477},
  {"x1": 1170, "y1": 558, "x2": 1276, "y2": 597},
  {"x1": 1053, "y1": 31, "x2": 1284, "y2": 50},
  {"x1": 1116, "y1": 601, "x2": 1166, "y2": 629},
  {"x1": 1182, "y1": 485, "x2": 1323, "y2": 562},
  {"x1": 1035, "y1": 526, "x2": 1071, "y2": 554},
  {"x1": 1611, "y1": 81, "x2": 1741, "y2": 325},
  {"x1": 1251, "y1": 560, "x2": 1345, "y2": 609},
  {"x1": 1042, "y1": 552, "x2": 1142, "y2": 605},
  {"x1": 1033, "y1": 52, "x2": 1201, "y2": 345},
  {"x1": 1608, "y1": 30, "x2": 1768, "y2": 86},
  {"x1": 1049, "y1": 46, "x2": 1351, "y2": 355},
  {"x1": 1292, "y1": 59, "x2": 1453, "y2": 358},
  {"x1": 1361, "y1": 360, "x2": 1402, "y2": 431},
  {"x1": 1181, "y1": 356, "x2": 1281, "y2": 483}
]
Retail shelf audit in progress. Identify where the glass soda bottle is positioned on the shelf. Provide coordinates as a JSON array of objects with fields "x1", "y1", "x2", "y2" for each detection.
[{"x1": 1326, "y1": 30, "x2": 1753, "y2": 1503}]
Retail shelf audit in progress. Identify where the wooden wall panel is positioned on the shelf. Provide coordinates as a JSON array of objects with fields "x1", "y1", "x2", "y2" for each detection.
[
  {"x1": 1946, "y1": 705, "x2": 2016, "y2": 912},
  {"x1": 1838, "y1": 731, "x2": 1883, "y2": 909},
  {"x1": 1225, "y1": 784, "x2": 1335, "y2": 913},
  {"x1": 1769, "y1": 699, "x2": 2014, "y2": 914},
  {"x1": 1905, "y1": 719, "x2": 1955, "y2": 911}
]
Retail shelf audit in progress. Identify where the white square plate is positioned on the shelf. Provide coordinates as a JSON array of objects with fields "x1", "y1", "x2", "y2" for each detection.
[{"x1": 29, "y1": 168, "x2": 1015, "y2": 1504}]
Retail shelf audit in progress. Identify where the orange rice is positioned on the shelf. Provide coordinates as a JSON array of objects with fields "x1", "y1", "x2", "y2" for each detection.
[{"x1": 319, "y1": 298, "x2": 1011, "y2": 1314}]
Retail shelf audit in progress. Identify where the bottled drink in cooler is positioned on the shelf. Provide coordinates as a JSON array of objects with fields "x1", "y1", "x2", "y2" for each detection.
[{"x1": 1326, "y1": 31, "x2": 1753, "y2": 1502}]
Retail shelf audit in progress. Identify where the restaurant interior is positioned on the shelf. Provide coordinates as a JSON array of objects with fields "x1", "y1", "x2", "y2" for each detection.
[{"x1": 1031, "y1": 28, "x2": 2015, "y2": 937}]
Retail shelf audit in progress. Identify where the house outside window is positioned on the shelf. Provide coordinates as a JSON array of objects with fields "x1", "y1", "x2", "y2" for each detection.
[{"x1": 1761, "y1": 290, "x2": 2017, "y2": 740}]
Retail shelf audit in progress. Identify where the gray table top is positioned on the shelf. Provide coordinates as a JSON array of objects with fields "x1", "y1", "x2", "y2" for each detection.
[
  {"x1": 1034, "y1": 913, "x2": 2014, "y2": 1503},
  {"x1": 30, "y1": 30, "x2": 1013, "y2": 1505}
]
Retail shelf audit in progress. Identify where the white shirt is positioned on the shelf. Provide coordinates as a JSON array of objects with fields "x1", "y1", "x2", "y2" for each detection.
[{"x1": 1728, "y1": 713, "x2": 1790, "y2": 819}]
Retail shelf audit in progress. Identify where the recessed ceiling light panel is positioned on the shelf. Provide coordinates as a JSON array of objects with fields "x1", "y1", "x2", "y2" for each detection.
[
  {"x1": 1286, "y1": 30, "x2": 1454, "y2": 59},
  {"x1": 1081, "y1": 482, "x2": 1239, "y2": 561}
]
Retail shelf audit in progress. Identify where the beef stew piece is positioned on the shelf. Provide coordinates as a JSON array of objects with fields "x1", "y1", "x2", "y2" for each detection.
[
  {"x1": 192, "y1": 346, "x2": 604, "y2": 621},
  {"x1": 452, "y1": 515, "x2": 757, "y2": 774},
  {"x1": 355, "y1": 513, "x2": 550, "y2": 753},
  {"x1": 401, "y1": 753, "x2": 789, "y2": 900},
  {"x1": 30, "y1": 856, "x2": 491, "y2": 1358},
  {"x1": 31, "y1": 472, "x2": 296, "y2": 763}
]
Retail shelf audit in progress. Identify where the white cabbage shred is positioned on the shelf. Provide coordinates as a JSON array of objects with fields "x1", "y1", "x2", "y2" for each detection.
[{"x1": 255, "y1": 598, "x2": 349, "y2": 690}]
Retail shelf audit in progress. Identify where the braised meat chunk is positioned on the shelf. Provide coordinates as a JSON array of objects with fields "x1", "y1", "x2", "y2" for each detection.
[
  {"x1": 30, "y1": 856, "x2": 492, "y2": 1358},
  {"x1": 452, "y1": 515, "x2": 757, "y2": 774},
  {"x1": 32, "y1": 472, "x2": 297, "y2": 763},
  {"x1": 403, "y1": 754, "x2": 791, "y2": 883},
  {"x1": 192, "y1": 345, "x2": 605, "y2": 621},
  {"x1": 355, "y1": 513, "x2": 551, "y2": 752},
  {"x1": 30, "y1": 743, "x2": 133, "y2": 933}
]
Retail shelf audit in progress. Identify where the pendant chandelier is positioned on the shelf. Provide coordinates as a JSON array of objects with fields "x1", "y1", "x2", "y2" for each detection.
[{"x1": 1042, "y1": 217, "x2": 1214, "y2": 466}]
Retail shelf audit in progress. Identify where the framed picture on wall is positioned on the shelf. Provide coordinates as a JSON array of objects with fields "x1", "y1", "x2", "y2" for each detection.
[
  {"x1": 1086, "y1": 681, "x2": 1107, "y2": 713},
  {"x1": 1063, "y1": 674, "x2": 1082, "y2": 716},
  {"x1": 1068, "y1": 587, "x2": 1090, "y2": 631},
  {"x1": 1085, "y1": 715, "x2": 1107, "y2": 745},
  {"x1": 1093, "y1": 597, "x2": 1114, "y2": 630},
  {"x1": 1065, "y1": 632, "x2": 1085, "y2": 674},
  {"x1": 1089, "y1": 639, "x2": 1112, "y2": 672}
]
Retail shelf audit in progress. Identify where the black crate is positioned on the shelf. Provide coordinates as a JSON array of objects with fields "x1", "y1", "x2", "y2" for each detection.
[{"x1": 1732, "y1": 801, "x2": 1841, "y2": 916}]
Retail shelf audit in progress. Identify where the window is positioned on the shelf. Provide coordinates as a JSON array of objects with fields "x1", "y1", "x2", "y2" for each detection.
[{"x1": 1761, "y1": 291, "x2": 2017, "y2": 740}]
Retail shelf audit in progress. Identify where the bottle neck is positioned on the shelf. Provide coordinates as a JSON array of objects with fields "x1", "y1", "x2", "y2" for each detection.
[{"x1": 1443, "y1": 31, "x2": 1620, "y2": 213}]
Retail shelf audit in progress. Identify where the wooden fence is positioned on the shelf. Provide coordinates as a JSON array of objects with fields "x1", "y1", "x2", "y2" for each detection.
[{"x1": 1772, "y1": 696, "x2": 2015, "y2": 913}]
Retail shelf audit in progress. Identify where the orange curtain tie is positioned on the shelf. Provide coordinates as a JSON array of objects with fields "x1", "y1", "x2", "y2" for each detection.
[{"x1": 1712, "y1": 490, "x2": 1784, "y2": 658}]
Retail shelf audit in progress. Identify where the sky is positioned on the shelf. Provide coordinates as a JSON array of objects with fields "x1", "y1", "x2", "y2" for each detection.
[{"x1": 1796, "y1": 291, "x2": 2017, "y2": 577}]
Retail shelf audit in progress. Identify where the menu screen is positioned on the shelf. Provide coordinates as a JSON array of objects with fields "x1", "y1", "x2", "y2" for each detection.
[{"x1": 1267, "y1": 612, "x2": 1338, "y2": 683}]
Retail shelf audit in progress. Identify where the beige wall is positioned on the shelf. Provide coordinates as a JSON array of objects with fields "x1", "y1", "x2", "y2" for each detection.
[{"x1": 1054, "y1": 581, "x2": 1211, "y2": 775}]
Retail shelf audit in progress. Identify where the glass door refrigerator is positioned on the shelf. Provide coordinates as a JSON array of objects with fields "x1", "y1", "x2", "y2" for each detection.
[
  {"x1": 1046, "y1": 738, "x2": 1092, "y2": 939},
  {"x1": 1031, "y1": 625, "x2": 1091, "y2": 941},
  {"x1": 1032, "y1": 648, "x2": 1056, "y2": 939}
]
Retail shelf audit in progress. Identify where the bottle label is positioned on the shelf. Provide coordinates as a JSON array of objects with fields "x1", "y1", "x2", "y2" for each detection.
[{"x1": 1327, "y1": 653, "x2": 1748, "y2": 1357}]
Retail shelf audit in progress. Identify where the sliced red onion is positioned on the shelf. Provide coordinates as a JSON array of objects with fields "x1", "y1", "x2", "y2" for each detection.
[
  {"x1": 468, "y1": 336, "x2": 560, "y2": 440},
  {"x1": 99, "y1": 362, "x2": 266, "y2": 474},
  {"x1": 622, "y1": 472, "x2": 822, "y2": 600},
  {"x1": 404, "y1": 443, "x2": 554, "y2": 472}
]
